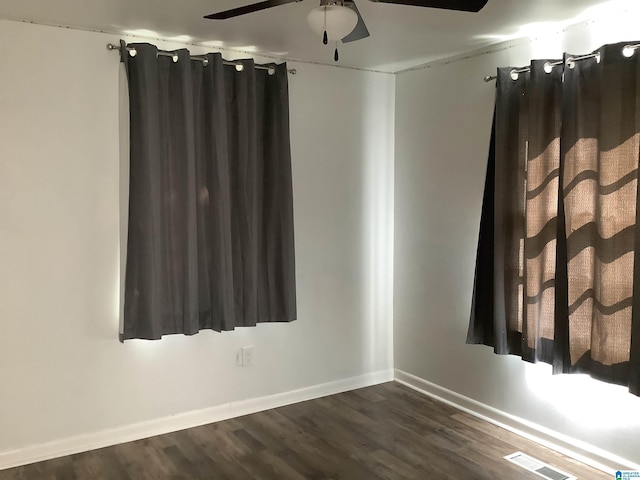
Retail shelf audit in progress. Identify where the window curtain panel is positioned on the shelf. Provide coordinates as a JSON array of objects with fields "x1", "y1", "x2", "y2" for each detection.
[
  {"x1": 120, "y1": 43, "x2": 296, "y2": 341},
  {"x1": 468, "y1": 41, "x2": 640, "y2": 395}
]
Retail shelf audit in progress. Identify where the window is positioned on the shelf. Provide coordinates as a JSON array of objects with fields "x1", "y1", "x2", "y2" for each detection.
[
  {"x1": 467, "y1": 41, "x2": 640, "y2": 395},
  {"x1": 120, "y1": 43, "x2": 297, "y2": 340}
]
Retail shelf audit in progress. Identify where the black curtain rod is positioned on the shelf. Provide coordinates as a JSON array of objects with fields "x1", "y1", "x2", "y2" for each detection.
[
  {"x1": 106, "y1": 43, "x2": 297, "y2": 75},
  {"x1": 484, "y1": 43, "x2": 640, "y2": 82}
]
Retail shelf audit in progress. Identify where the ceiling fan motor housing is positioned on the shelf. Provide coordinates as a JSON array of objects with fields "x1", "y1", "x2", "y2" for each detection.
[{"x1": 307, "y1": 4, "x2": 359, "y2": 42}]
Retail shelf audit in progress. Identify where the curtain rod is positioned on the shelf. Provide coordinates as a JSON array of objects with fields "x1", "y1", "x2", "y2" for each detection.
[
  {"x1": 106, "y1": 43, "x2": 297, "y2": 75},
  {"x1": 483, "y1": 43, "x2": 640, "y2": 82}
]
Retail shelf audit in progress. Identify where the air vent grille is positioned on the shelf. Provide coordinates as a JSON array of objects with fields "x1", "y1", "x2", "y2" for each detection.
[{"x1": 504, "y1": 452, "x2": 577, "y2": 480}]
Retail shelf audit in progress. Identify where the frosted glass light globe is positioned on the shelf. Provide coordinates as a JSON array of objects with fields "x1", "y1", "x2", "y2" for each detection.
[{"x1": 307, "y1": 5, "x2": 358, "y2": 42}]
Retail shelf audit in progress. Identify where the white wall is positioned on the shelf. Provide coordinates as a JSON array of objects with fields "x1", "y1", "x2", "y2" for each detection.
[
  {"x1": 0, "y1": 19, "x2": 394, "y2": 456},
  {"x1": 6, "y1": 1, "x2": 640, "y2": 469},
  {"x1": 394, "y1": 8, "x2": 640, "y2": 465}
]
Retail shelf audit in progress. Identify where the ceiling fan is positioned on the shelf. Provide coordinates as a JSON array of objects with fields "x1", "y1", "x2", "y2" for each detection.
[{"x1": 204, "y1": 0, "x2": 489, "y2": 61}]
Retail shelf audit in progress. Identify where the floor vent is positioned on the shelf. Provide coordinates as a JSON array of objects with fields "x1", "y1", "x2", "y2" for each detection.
[{"x1": 504, "y1": 452, "x2": 577, "y2": 480}]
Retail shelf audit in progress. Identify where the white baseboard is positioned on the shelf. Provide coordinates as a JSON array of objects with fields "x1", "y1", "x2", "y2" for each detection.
[
  {"x1": 394, "y1": 369, "x2": 640, "y2": 475},
  {"x1": 0, "y1": 369, "x2": 393, "y2": 471}
]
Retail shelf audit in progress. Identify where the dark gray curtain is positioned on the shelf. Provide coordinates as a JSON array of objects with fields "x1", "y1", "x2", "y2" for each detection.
[
  {"x1": 120, "y1": 43, "x2": 296, "y2": 341},
  {"x1": 468, "y1": 41, "x2": 640, "y2": 395}
]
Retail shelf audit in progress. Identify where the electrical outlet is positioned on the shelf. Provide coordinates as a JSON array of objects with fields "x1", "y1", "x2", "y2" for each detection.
[{"x1": 241, "y1": 346, "x2": 254, "y2": 367}]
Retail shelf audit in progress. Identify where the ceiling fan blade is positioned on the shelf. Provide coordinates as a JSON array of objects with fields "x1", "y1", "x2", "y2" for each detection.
[
  {"x1": 342, "y1": 1, "x2": 370, "y2": 43},
  {"x1": 204, "y1": 0, "x2": 300, "y2": 19},
  {"x1": 369, "y1": 0, "x2": 488, "y2": 13}
]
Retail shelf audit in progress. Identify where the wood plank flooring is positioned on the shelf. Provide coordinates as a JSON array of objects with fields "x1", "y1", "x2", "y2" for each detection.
[{"x1": 0, "y1": 382, "x2": 608, "y2": 479}]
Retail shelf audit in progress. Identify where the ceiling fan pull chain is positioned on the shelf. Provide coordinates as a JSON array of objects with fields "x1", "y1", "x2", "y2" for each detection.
[
  {"x1": 334, "y1": 43, "x2": 339, "y2": 62},
  {"x1": 323, "y1": 6, "x2": 328, "y2": 45}
]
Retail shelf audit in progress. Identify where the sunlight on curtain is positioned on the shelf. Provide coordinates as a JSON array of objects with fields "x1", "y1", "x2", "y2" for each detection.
[{"x1": 468, "y1": 41, "x2": 640, "y2": 396}]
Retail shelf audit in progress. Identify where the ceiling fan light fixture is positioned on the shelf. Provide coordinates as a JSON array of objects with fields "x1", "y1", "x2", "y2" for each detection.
[{"x1": 306, "y1": 5, "x2": 358, "y2": 42}]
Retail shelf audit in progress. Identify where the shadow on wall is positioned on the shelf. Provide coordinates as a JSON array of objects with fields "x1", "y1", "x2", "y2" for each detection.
[
  {"x1": 118, "y1": 62, "x2": 129, "y2": 336},
  {"x1": 361, "y1": 72, "x2": 395, "y2": 373}
]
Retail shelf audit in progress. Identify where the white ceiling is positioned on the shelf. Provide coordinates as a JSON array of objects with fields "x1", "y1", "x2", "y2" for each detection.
[{"x1": 0, "y1": 0, "x2": 634, "y2": 72}]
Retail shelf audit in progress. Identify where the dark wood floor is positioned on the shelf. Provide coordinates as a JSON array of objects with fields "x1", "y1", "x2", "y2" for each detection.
[{"x1": 1, "y1": 382, "x2": 607, "y2": 479}]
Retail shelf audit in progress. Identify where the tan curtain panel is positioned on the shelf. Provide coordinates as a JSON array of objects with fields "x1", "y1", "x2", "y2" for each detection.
[{"x1": 468, "y1": 41, "x2": 640, "y2": 395}]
